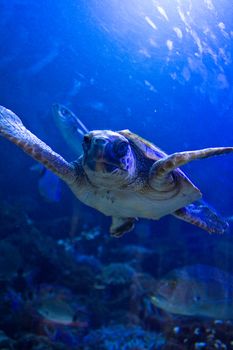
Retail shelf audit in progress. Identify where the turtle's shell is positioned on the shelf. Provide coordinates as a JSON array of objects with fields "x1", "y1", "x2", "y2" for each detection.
[
  {"x1": 119, "y1": 129, "x2": 201, "y2": 201},
  {"x1": 119, "y1": 129, "x2": 167, "y2": 161}
]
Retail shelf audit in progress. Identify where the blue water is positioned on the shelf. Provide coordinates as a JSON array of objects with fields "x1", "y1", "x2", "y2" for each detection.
[{"x1": 0, "y1": 0, "x2": 233, "y2": 348}]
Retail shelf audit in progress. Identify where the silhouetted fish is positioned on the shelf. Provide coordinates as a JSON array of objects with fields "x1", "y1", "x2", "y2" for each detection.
[
  {"x1": 31, "y1": 164, "x2": 61, "y2": 202},
  {"x1": 32, "y1": 105, "x2": 88, "y2": 202},
  {"x1": 52, "y1": 103, "x2": 89, "y2": 155}
]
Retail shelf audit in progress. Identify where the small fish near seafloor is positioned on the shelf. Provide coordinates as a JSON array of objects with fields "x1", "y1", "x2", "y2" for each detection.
[
  {"x1": 36, "y1": 285, "x2": 88, "y2": 328},
  {"x1": 37, "y1": 298, "x2": 88, "y2": 327},
  {"x1": 151, "y1": 264, "x2": 233, "y2": 319}
]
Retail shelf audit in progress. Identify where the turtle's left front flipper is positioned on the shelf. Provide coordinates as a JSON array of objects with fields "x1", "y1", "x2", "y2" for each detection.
[
  {"x1": 0, "y1": 106, "x2": 76, "y2": 184},
  {"x1": 150, "y1": 147, "x2": 233, "y2": 190},
  {"x1": 173, "y1": 201, "x2": 229, "y2": 234}
]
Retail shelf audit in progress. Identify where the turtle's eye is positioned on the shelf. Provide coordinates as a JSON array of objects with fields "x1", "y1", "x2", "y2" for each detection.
[
  {"x1": 114, "y1": 141, "x2": 129, "y2": 157},
  {"x1": 83, "y1": 135, "x2": 91, "y2": 152}
]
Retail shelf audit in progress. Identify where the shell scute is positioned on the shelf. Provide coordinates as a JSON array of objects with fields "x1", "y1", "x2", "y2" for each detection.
[{"x1": 119, "y1": 129, "x2": 167, "y2": 161}]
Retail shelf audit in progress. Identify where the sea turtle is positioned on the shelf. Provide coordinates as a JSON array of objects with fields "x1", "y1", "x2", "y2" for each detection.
[{"x1": 0, "y1": 105, "x2": 233, "y2": 237}]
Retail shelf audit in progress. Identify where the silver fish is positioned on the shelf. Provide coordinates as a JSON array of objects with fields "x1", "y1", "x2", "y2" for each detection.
[
  {"x1": 52, "y1": 104, "x2": 89, "y2": 156},
  {"x1": 151, "y1": 264, "x2": 233, "y2": 319}
]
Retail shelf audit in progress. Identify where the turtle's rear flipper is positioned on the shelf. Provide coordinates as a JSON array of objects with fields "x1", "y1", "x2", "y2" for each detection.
[
  {"x1": 110, "y1": 217, "x2": 136, "y2": 237},
  {"x1": 0, "y1": 106, "x2": 75, "y2": 184},
  {"x1": 173, "y1": 201, "x2": 229, "y2": 234}
]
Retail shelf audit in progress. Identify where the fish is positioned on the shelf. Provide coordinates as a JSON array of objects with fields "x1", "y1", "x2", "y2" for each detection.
[
  {"x1": 52, "y1": 103, "x2": 89, "y2": 156},
  {"x1": 31, "y1": 164, "x2": 61, "y2": 202},
  {"x1": 33, "y1": 104, "x2": 88, "y2": 202},
  {"x1": 38, "y1": 298, "x2": 87, "y2": 327},
  {"x1": 38, "y1": 169, "x2": 61, "y2": 203},
  {"x1": 36, "y1": 285, "x2": 88, "y2": 328},
  {"x1": 151, "y1": 264, "x2": 233, "y2": 319}
]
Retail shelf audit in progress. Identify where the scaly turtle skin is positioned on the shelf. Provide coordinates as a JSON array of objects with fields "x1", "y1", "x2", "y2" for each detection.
[{"x1": 0, "y1": 105, "x2": 233, "y2": 237}]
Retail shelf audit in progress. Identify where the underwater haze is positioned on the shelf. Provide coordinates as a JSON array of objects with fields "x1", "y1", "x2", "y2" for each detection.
[{"x1": 0, "y1": 0, "x2": 233, "y2": 349}]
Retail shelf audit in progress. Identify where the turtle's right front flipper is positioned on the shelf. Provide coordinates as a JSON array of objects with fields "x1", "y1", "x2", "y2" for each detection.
[{"x1": 0, "y1": 106, "x2": 76, "y2": 184}]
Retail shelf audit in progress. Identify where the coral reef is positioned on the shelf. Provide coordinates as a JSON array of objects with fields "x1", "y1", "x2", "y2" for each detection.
[
  {"x1": 1, "y1": 199, "x2": 233, "y2": 349},
  {"x1": 99, "y1": 263, "x2": 136, "y2": 286},
  {"x1": 161, "y1": 319, "x2": 233, "y2": 350},
  {"x1": 83, "y1": 325, "x2": 165, "y2": 350}
]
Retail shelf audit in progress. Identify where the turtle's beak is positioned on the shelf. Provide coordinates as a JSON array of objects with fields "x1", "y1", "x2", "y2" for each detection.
[
  {"x1": 86, "y1": 137, "x2": 109, "y2": 162},
  {"x1": 93, "y1": 139, "x2": 108, "y2": 161},
  {"x1": 84, "y1": 137, "x2": 125, "y2": 173}
]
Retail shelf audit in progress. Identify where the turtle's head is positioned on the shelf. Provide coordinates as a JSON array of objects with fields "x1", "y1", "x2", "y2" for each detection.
[{"x1": 82, "y1": 130, "x2": 136, "y2": 188}]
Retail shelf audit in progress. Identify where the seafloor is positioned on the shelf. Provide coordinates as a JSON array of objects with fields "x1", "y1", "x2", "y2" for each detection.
[{"x1": 0, "y1": 199, "x2": 233, "y2": 350}]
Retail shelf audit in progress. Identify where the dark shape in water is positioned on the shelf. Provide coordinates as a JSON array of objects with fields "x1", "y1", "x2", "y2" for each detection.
[
  {"x1": 31, "y1": 164, "x2": 61, "y2": 203},
  {"x1": 31, "y1": 104, "x2": 88, "y2": 203}
]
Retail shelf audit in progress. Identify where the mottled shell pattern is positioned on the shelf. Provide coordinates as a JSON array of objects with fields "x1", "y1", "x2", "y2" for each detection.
[{"x1": 119, "y1": 129, "x2": 167, "y2": 162}]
